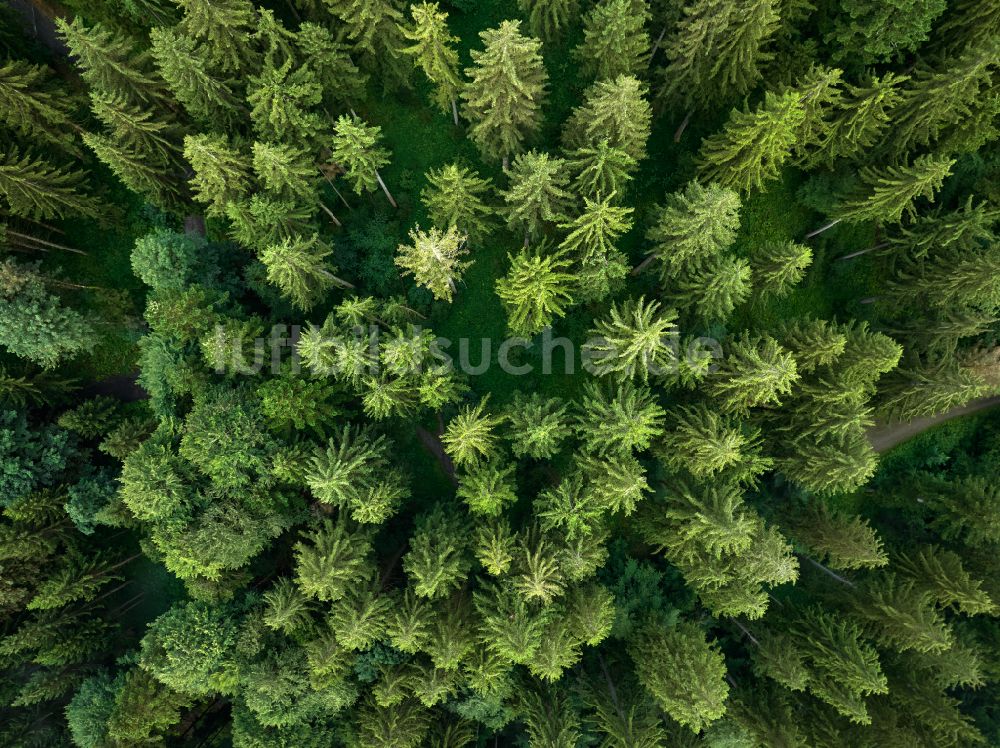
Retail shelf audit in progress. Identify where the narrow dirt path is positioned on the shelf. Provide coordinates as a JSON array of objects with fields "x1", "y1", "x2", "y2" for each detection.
[{"x1": 867, "y1": 395, "x2": 1000, "y2": 453}]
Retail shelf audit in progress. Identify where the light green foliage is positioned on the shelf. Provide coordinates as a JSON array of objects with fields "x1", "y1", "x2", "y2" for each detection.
[
  {"x1": 565, "y1": 140, "x2": 637, "y2": 200},
  {"x1": 321, "y1": 0, "x2": 409, "y2": 86},
  {"x1": 575, "y1": 0, "x2": 650, "y2": 80},
  {"x1": 891, "y1": 41, "x2": 999, "y2": 156},
  {"x1": 643, "y1": 180, "x2": 741, "y2": 276},
  {"x1": 502, "y1": 150, "x2": 574, "y2": 241},
  {"x1": 457, "y1": 461, "x2": 518, "y2": 516},
  {"x1": 896, "y1": 545, "x2": 997, "y2": 616},
  {"x1": 827, "y1": 0, "x2": 946, "y2": 63},
  {"x1": 563, "y1": 75, "x2": 652, "y2": 162},
  {"x1": 786, "y1": 503, "x2": 888, "y2": 570},
  {"x1": 810, "y1": 73, "x2": 905, "y2": 166},
  {"x1": 257, "y1": 373, "x2": 341, "y2": 436},
  {"x1": 183, "y1": 133, "x2": 253, "y2": 216},
  {"x1": 404, "y1": 505, "x2": 472, "y2": 598},
  {"x1": 832, "y1": 154, "x2": 955, "y2": 225},
  {"x1": 139, "y1": 599, "x2": 241, "y2": 696},
  {"x1": 442, "y1": 398, "x2": 502, "y2": 469},
  {"x1": 586, "y1": 297, "x2": 678, "y2": 381},
  {"x1": 0, "y1": 148, "x2": 100, "y2": 220},
  {"x1": 658, "y1": 403, "x2": 766, "y2": 479},
  {"x1": 462, "y1": 20, "x2": 548, "y2": 162},
  {"x1": 504, "y1": 393, "x2": 570, "y2": 459},
  {"x1": 262, "y1": 578, "x2": 313, "y2": 634},
  {"x1": 0, "y1": 259, "x2": 95, "y2": 369},
  {"x1": 518, "y1": 0, "x2": 580, "y2": 40},
  {"x1": 176, "y1": 0, "x2": 256, "y2": 73},
  {"x1": 261, "y1": 234, "x2": 349, "y2": 310},
  {"x1": 88, "y1": 89, "x2": 184, "y2": 170},
  {"x1": 131, "y1": 229, "x2": 202, "y2": 292},
  {"x1": 395, "y1": 225, "x2": 471, "y2": 302},
  {"x1": 697, "y1": 91, "x2": 805, "y2": 193},
  {"x1": 573, "y1": 380, "x2": 665, "y2": 456},
  {"x1": 709, "y1": 334, "x2": 799, "y2": 413},
  {"x1": 179, "y1": 386, "x2": 275, "y2": 490},
  {"x1": 252, "y1": 141, "x2": 317, "y2": 204},
  {"x1": 559, "y1": 194, "x2": 634, "y2": 266},
  {"x1": 628, "y1": 621, "x2": 729, "y2": 733},
  {"x1": 306, "y1": 425, "x2": 410, "y2": 523},
  {"x1": 401, "y1": 2, "x2": 462, "y2": 115},
  {"x1": 331, "y1": 113, "x2": 391, "y2": 195},
  {"x1": 248, "y1": 59, "x2": 324, "y2": 144},
  {"x1": 296, "y1": 22, "x2": 366, "y2": 106},
  {"x1": 0, "y1": 59, "x2": 79, "y2": 153},
  {"x1": 421, "y1": 164, "x2": 495, "y2": 238},
  {"x1": 671, "y1": 253, "x2": 752, "y2": 323},
  {"x1": 56, "y1": 17, "x2": 166, "y2": 103},
  {"x1": 496, "y1": 246, "x2": 575, "y2": 337},
  {"x1": 658, "y1": 0, "x2": 780, "y2": 111},
  {"x1": 750, "y1": 241, "x2": 812, "y2": 297},
  {"x1": 150, "y1": 26, "x2": 239, "y2": 124},
  {"x1": 294, "y1": 519, "x2": 374, "y2": 602},
  {"x1": 878, "y1": 362, "x2": 987, "y2": 421}
]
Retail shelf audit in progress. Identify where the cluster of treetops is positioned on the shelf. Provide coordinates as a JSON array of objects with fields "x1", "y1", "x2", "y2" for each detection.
[{"x1": 0, "y1": 0, "x2": 999, "y2": 745}]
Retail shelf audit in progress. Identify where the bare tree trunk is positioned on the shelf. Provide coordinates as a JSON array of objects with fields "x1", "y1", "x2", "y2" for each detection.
[
  {"x1": 320, "y1": 269, "x2": 355, "y2": 289},
  {"x1": 805, "y1": 217, "x2": 842, "y2": 239},
  {"x1": 375, "y1": 170, "x2": 397, "y2": 208},
  {"x1": 6, "y1": 230, "x2": 87, "y2": 255},
  {"x1": 837, "y1": 242, "x2": 890, "y2": 261},
  {"x1": 650, "y1": 24, "x2": 668, "y2": 61},
  {"x1": 731, "y1": 619, "x2": 760, "y2": 645},
  {"x1": 451, "y1": 98, "x2": 459, "y2": 126},
  {"x1": 673, "y1": 109, "x2": 693, "y2": 143},
  {"x1": 319, "y1": 203, "x2": 341, "y2": 227},
  {"x1": 319, "y1": 168, "x2": 353, "y2": 210},
  {"x1": 502, "y1": 155, "x2": 509, "y2": 172},
  {"x1": 801, "y1": 554, "x2": 855, "y2": 586},
  {"x1": 631, "y1": 253, "x2": 657, "y2": 276}
]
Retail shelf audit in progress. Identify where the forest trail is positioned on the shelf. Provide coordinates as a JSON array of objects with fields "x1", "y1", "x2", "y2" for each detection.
[{"x1": 867, "y1": 395, "x2": 1000, "y2": 453}]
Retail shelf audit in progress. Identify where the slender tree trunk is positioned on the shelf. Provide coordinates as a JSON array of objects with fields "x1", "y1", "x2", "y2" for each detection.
[
  {"x1": 451, "y1": 98, "x2": 459, "y2": 126},
  {"x1": 330, "y1": 182, "x2": 352, "y2": 210},
  {"x1": 93, "y1": 552, "x2": 143, "y2": 576},
  {"x1": 502, "y1": 155, "x2": 509, "y2": 172},
  {"x1": 837, "y1": 242, "x2": 890, "y2": 261},
  {"x1": 805, "y1": 217, "x2": 842, "y2": 239},
  {"x1": 650, "y1": 24, "x2": 668, "y2": 61},
  {"x1": 801, "y1": 554, "x2": 855, "y2": 586},
  {"x1": 859, "y1": 296, "x2": 878, "y2": 305},
  {"x1": 320, "y1": 269, "x2": 355, "y2": 289},
  {"x1": 319, "y1": 202, "x2": 342, "y2": 227},
  {"x1": 673, "y1": 108, "x2": 693, "y2": 142},
  {"x1": 374, "y1": 170, "x2": 397, "y2": 208},
  {"x1": 631, "y1": 252, "x2": 657, "y2": 276},
  {"x1": 47, "y1": 279, "x2": 105, "y2": 291},
  {"x1": 731, "y1": 619, "x2": 760, "y2": 645},
  {"x1": 319, "y1": 169, "x2": 353, "y2": 210},
  {"x1": 83, "y1": 580, "x2": 132, "y2": 608},
  {"x1": 283, "y1": 0, "x2": 301, "y2": 22},
  {"x1": 400, "y1": 304, "x2": 427, "y2": 320},
  {"x1": 6, "y1": 230, "x2": 86, "y2": 255}
]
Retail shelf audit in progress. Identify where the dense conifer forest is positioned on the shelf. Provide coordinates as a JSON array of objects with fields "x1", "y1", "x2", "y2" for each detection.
[{"x1": 1, "y1": 0, "x2": 1000, "y2": 745}]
